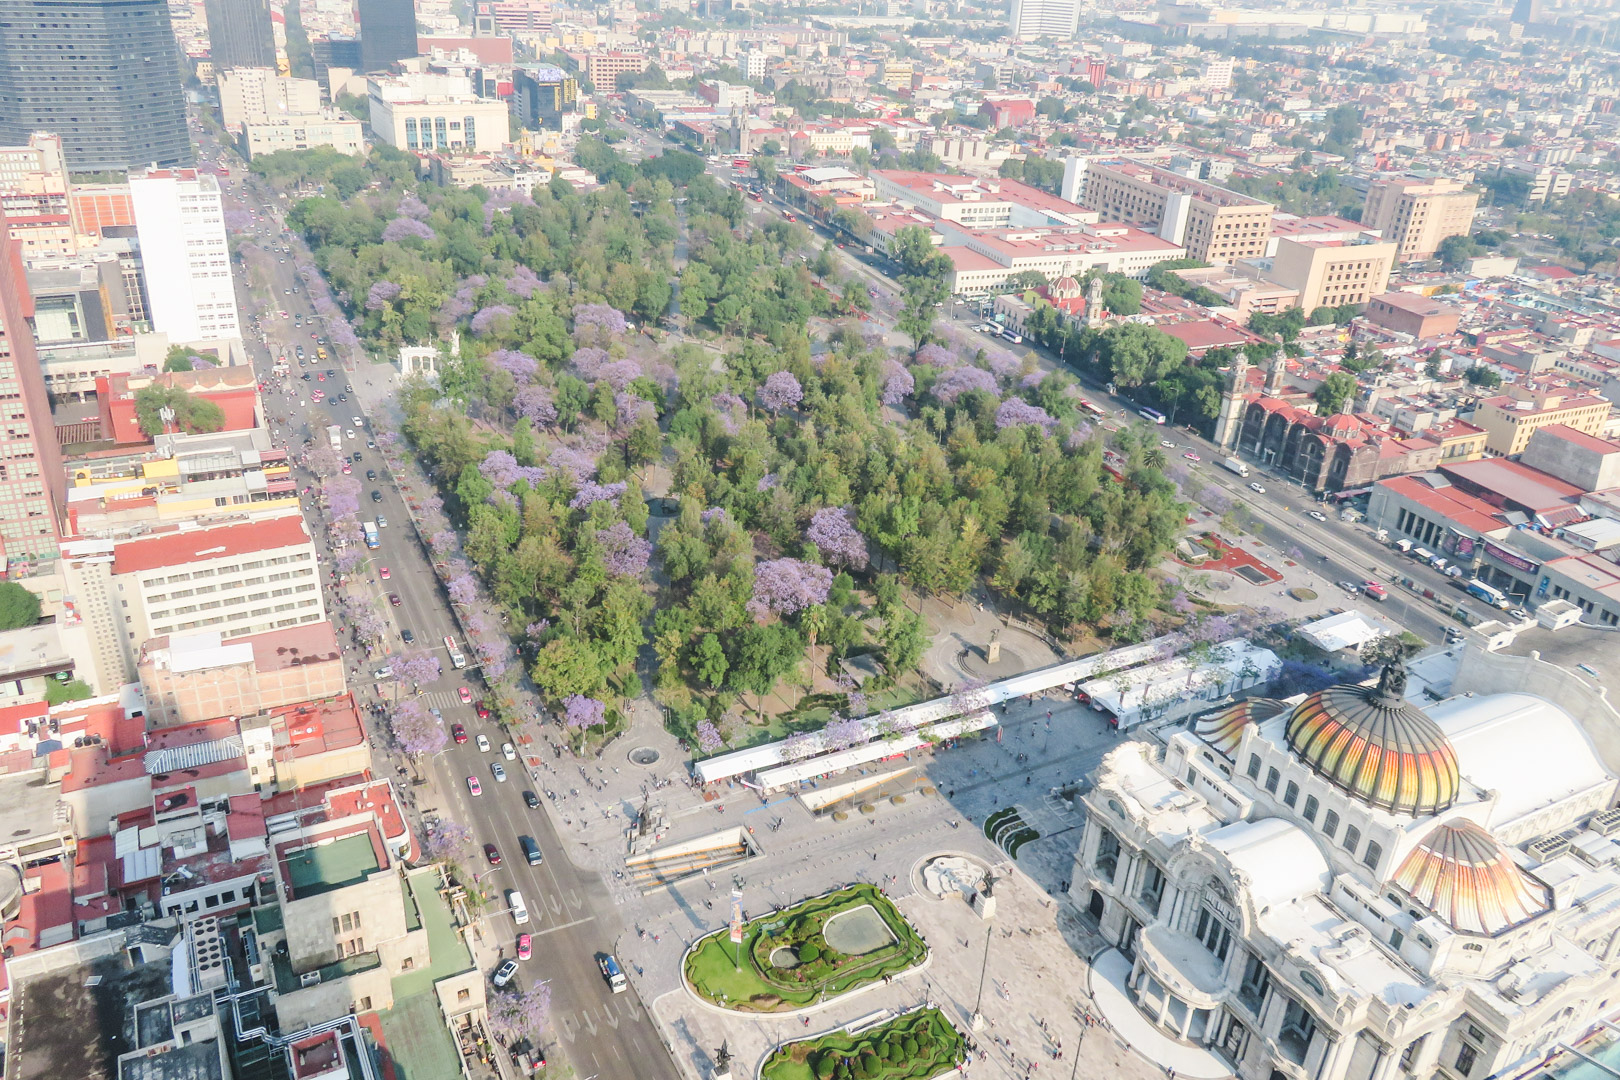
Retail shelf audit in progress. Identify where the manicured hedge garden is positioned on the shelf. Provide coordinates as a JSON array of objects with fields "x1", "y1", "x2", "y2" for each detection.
[
  {"x1": 761, "y1": 1008, "x2": 963, "y2": 1080},
  {"x1": 684, "y1": 883, "x2": 927, "y2": 1012}
]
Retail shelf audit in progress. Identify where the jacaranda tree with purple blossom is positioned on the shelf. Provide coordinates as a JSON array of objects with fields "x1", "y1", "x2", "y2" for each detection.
[
  {"x1": 365, "y1": 281, "x2": 402, "y2": 310},
  {"x1": 381, "y1": 217, "x2": 436, "y2": 244},
  {"x1": 447, "y1": 572, "x2": 479, "y2": 607},
  {"x1": 750, "y1": 558, "x2": 832, "y2": 617},
  {"x1": 396, "y1": 653, "x2": 442, "y2": 688},
  {"x1": 562, "y1": 695, "x2": 606, "y2": 730},
  {"x1": 488, "y1": 979, "x2": 551, "y2": 1047},
  {"x1": 424, "y1": 820, "x2": 475, "y2": 864},
  {"x1": 392, "y1": 700, "x2": 447, "y2": 757},
  {"x1": 596, "y1": 521, "x2": 652, "y2": 578},
  {"x1": 994, "y1": 398, "x2": 1057, "y2": 432},
  {"x1": 932, "y1": 366, "x2": 1000, "y2": 405},
  {"x1": 470, "y1": 305, "x2": 515, "y2": 336},
  {"x1": 805, "y1": 507, "x2": 868, "y2": 569},
  {"x1": 695, "y1": 719, "x2": 724, "y2": 754},
  {"x1": 757, "y1": 371, "x2": 803, "y2": 414},
  {"x1": 569, "y1": 480, "x2": 626, "y2": 510}
]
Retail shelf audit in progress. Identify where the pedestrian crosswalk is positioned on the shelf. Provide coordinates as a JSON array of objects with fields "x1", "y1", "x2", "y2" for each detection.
[{"x1": 419, "y1": 690, "x2": 461, "y2": 712}]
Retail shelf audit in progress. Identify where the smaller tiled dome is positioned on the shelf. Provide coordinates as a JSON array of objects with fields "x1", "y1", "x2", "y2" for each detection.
[
  {"x1": 1194, "y1": 698, "x2": 1287, "y2": 759},
  {"x1": 1393, "y1": 819, "x2": 1550, "y2": 936}
]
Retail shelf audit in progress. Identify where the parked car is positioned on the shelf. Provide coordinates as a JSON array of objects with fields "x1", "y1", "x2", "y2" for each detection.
[
  {"x1": 492, "y1": 959, "x2": 519, "y2": 988},
  {"x1": 484, "y1": 844, "x2": 502, "y2": 866}
]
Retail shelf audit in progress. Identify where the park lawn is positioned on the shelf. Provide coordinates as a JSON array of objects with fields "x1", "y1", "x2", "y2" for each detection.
[
  {"x1": 685, "y1": 883, "x2": 927, "y2": 1012},
  {"x1": 761, "y1": 1008, "x2": 963, "y2": 1080}
]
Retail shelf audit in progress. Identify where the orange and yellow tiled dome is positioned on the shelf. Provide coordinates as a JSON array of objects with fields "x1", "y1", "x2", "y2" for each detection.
[
  {"x1": 1284, "y1": 664, "x2": 1460, "y2": 817},
  {"x1": 1194, "y1": 698, "x2": 1288, "y2": 759},
  {"x1": 1393, "y1": 819, "x2": 1550, "y2": 936}
]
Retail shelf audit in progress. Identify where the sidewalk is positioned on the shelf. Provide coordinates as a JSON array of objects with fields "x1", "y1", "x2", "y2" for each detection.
[{"x1": 649, "y1": 862, "x2": 1176, "y2": 1080}]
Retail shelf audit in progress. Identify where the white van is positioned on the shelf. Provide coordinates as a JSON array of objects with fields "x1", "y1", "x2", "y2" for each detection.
[{"x1": 508, "y1": 889, "x2": 529, "y2": 925}]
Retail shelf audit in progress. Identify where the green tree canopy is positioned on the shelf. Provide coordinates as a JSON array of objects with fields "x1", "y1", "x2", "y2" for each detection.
[
  {"x1": 0, "y1": 582, "x2": 40, "y2": 629},
  {"x1": 135, "y1": 386, "x2": 225, "y2": 437}
]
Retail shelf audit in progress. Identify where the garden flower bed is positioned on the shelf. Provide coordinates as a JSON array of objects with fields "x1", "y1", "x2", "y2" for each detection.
[
  {"x1": 760, "y1": 1008, "x2": 963, "y2": 1080},
  {"x1": 684, "y1": 883, "x2": 926, "y2": 1011}
]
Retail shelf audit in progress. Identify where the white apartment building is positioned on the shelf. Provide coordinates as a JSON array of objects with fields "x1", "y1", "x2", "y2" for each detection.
[
  {"x1": 216, "y1": 68, "x2": 321, "y2": 130},
  {"x1": 129, "y1": 169, "x2": 241, "y2": 342},
  {"x1": 241, "y1": 113, "x2": 365, "y2": 159},
  {"x1": 367, "y1": 71, "x2": 510, "y2": 154},
  {"x1": 1008, "y1": 0, "x2": 1080, "y2": 38},
  {"x1": 60, "y1": 511, "x2": 326, "y2": 685}
]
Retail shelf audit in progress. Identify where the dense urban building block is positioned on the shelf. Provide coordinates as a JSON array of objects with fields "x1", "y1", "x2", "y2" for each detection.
[{"x1": 0, "y1": 0, "x2": 192, "y2": 172}]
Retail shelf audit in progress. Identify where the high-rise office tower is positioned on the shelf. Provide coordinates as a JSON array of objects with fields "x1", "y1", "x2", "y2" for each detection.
[
  {"x1": 1008, "y1": 0, "x2": 1080, "y2": 39},
  {"x1": 204, "y1": 0, "x2": 276, "y2": 71},
  {"x1": 129, "y1": 168, "x2": 241, "y2": 342},
  {"x1": 0, "y1": 0, "x2": 192, "y2": 172},
  {"x1": 0, "y1": 208, "x2": 65, "y2": 568},
  {"x1": 358, "y1": 0, "x2": 419, "y2": 73}
]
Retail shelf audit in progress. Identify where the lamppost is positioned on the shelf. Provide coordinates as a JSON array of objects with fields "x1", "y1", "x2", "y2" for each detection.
[{"x1": 968, "y1": 923, "x2": 993, "y2": 1030}]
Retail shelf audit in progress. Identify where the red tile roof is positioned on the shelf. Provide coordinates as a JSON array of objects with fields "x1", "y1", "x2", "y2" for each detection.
[
  {"x1": 1379, "y1": 475, "x2": 1507, "y2": 534},
  {"x1": 1536, "y1": 423, "x2": 1620, "y2": 455},
  {"x1": 112, "y1": 515, "x2": 310, "y2": 576}
]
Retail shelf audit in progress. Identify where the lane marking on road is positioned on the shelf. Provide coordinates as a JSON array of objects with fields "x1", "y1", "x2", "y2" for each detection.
[{"x1": 527, "y1": 915, "x2": 596, "y2": 938}]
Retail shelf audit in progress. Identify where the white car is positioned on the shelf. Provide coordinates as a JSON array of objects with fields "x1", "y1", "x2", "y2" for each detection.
[
  {"x1": 476, "y1": 733, "x2": 491, "y2": 753},
  {"x1": 1248, "y1": 482, "x2": 1266, "y2": 493},
  {"x1": 502, "y1": 742, "x2": 516, "y2": 761},
  {"x1": 345, "y1": 429, "x2": 356, "y2": 439},
  {"x1": 491, "y1": 763, "x2": 508, "y2": 783},
  {"x1": 1308, "y1": 510, "x2": 1328, "y2": 522}
]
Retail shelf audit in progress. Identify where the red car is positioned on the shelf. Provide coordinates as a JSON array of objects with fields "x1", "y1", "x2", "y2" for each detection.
[
  {"x1": 451, "y1": 723, "x2": 467, "y2": 744},
  {"x1": 517, "y1": 933, "x2": 532, "y2": 961},
  {"x1": 379, "y1": 567, "x2": 391, "y2": 580},
  {"x1": 458, "y1": 687, "x2": 473, "y2": 704},
  {"x1": 475, "y1": 701, "x2": 491, "y2": 719},
  {"x1": 484, "y1": 844, "x2": 502, "y2": 866},
  {"x1": 388, "y1": 593, "x2": 401, "y2": 606}
]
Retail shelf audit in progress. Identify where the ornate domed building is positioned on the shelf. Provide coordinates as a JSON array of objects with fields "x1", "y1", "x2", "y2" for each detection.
[{"x1": 1075, "y1": 662, "x2": 1620, "y2": 1080}]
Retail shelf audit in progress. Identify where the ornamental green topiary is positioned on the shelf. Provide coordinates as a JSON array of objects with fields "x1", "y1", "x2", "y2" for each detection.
[
  {"x1": 814, "y1": 1052, "x2": 836, "y2": 1079},
  {"x1": 901, "y1": 1036, "x2": 918, "y2": 1056},
  {"x1": 798, "y1": 941, "x2": 820, "y2": 964}
]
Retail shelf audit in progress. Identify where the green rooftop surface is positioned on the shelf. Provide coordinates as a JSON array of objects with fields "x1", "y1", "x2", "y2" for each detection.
[
  {"x1": 376, "y1": 874, "x2": 474, "y2": 1080},
  {"x1": 283, "y1": 834, "x2": 381, "y2": 898}
]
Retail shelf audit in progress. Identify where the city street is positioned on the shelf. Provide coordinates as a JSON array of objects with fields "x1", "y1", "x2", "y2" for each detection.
[{"x1": 204, "y1": 124, "x2": 681, "y2": 1080}]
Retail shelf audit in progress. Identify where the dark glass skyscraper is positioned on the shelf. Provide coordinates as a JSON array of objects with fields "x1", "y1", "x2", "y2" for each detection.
[
  {"x1": 204, "y1": 0, "x2": 276, "y2": 71},
  {"x1": 0, "y1": 0, "x2": 192, "y2": 172},
  {"x1": 358, "y1": 0, "x2": 419, "y2": 73}
]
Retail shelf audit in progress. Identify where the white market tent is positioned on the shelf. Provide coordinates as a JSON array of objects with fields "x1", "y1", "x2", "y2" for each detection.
[{"x1": 694, "y1": 633, "x2": 1181, "y2": 785}]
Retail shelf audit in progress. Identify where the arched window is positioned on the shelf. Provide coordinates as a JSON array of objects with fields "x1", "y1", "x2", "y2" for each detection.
[{"x1": 1362, "y1": 841, "x2": 1383, "y2": 871}]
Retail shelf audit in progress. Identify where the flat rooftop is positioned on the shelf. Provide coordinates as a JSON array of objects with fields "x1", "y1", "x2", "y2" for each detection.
[
  {"x1": 10, "y1": 951, "x2": 170, "y2": 1080},
  {"x1": 0, "y1": 771, "x2": 68, "y2": 847},
  {"x1": 281, "y1": 832, "x2": 381, "y2": 898}
]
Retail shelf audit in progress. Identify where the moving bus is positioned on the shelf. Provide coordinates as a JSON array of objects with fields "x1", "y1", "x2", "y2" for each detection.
[
  {"x1": 1138, "y1": 407, "x2": 1166, "y2": 425},
  {"x1": 443, "y1": 634, "x2": 467, "y2": 669},
  {"x1": 1077, "y1": 399, "x2": 1106, "y2": 418}
]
